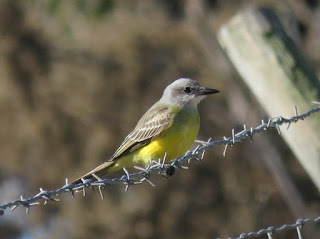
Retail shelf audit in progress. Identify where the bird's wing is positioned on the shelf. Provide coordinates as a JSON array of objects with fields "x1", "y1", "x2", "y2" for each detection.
[{"x1": 110, "y1": 106, "x2": 174, "y2": 160}]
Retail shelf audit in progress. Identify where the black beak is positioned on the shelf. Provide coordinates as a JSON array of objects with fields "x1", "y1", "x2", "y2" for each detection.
[{"x1": 197, "y1": 87, "x2": 220, "y2": 95}]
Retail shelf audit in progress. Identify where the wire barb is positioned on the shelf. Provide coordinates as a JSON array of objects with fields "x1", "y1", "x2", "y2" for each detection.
[{"x1": 98, "y1": 186, "x2": 105, "y2": 200}]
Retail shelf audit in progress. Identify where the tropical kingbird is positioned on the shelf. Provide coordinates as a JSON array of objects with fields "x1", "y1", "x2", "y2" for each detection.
[{"x1": 72, "y1": 78, "x2": 219, "y2": 184}]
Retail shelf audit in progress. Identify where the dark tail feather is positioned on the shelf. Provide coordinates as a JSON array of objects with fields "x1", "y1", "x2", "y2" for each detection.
[{"x1": 71, "y1": 161, "x2": 116, "y2": 185}]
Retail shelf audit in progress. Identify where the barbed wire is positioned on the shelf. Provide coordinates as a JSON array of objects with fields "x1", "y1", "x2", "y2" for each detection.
[
  {"x1": 228, "y1": 216, "x2": 320, "y2": 239},
  {"x1": 0, "y1": 103, "x2": 319, "y2": 224}
]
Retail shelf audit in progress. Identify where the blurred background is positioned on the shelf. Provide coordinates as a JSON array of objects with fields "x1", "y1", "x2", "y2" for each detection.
[{"x1": 0, "y1": 0, "x2": 319, "y2": 238}]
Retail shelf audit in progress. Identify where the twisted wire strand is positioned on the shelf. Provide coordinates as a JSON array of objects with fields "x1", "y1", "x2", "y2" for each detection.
[
  {"x1": 230, "y1": 216, "x2": 320, "y2": 239},
  {"x1": 0, "y1": 104, "x2": 319, "y2": 218}
]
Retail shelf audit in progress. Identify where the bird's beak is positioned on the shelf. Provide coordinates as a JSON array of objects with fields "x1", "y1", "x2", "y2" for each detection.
[{"x1": 197, "y1": 87, "x2": 220, "y2": 95}]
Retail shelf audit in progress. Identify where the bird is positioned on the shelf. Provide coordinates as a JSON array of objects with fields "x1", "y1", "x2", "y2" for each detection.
[{"x1": 71, "y1": 78, "x2": 219, "y2": 184}]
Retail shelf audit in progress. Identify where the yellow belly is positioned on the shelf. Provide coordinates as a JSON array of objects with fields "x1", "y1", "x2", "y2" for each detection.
[
  {"x1": 109, "y1": 108, "x2": 200, "y2": 171},
  {"x1": 135, "y1": 109, "x2": 200, "y2": 165}
]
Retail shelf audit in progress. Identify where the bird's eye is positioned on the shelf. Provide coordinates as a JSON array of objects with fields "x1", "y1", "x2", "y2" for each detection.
[{"x1": 184, "y1": 87, "x2": 191, "y2": 94}]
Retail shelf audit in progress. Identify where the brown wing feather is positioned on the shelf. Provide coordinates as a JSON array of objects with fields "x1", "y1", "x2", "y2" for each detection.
[
  {"x1": 110, "y1": 107, "x2": 173, "y2": 160},
  {"x1": 71, "y1": 106, "x2": 174, "y2": 185}
]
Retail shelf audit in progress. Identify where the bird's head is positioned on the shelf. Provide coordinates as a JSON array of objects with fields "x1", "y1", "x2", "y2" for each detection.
[{"x1": 161, "y1": 78, "x2": 220, "y2": 107}]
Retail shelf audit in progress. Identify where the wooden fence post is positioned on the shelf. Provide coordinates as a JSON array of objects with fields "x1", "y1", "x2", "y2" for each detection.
[{"x1": 217, "y1": 7, "x2": 320, "y2": 191}]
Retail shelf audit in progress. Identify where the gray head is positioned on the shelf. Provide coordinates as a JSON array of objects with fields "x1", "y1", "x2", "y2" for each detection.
[{"x1": 160, "y1": 78, "x2": 219, "y2": 107}]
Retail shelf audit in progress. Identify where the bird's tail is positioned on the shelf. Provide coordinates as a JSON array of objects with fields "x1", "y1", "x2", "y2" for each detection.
[{"x1": 71, "y1": 160, "x2": 116, "y2": 185}]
